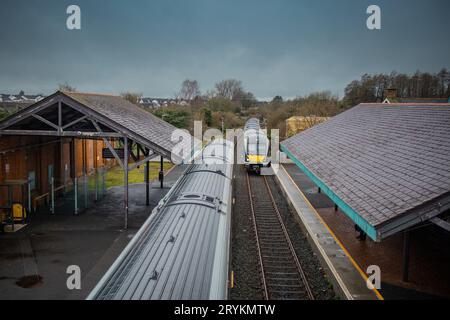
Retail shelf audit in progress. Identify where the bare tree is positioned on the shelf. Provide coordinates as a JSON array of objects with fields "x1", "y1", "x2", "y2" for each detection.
[
  {"x1": 121, "y1": 92, "x2": 142, "y2": 105},
  {"x1": 179, "y1": 79, "x2": 200, "y2": 101},
  {"x1": 59, "y1": 82, "x2": 77, "y2": 92},
  {"x1": 344, "y1": 69, "x2": 450, "y2": 105},
  {"x1": 215, "y1": 79, "x2": 243, "y2": 100}
]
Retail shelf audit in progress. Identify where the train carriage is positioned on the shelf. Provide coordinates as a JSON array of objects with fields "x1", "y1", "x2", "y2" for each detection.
[
  {"x1": 243, "y1": 118, "x2": 270, "y2": 174},
  {"x1": 88, "y1": 140, "x2": 233, "y2": 300}
]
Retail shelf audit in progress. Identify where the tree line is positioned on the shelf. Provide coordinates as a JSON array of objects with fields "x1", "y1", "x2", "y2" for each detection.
[
  {"x1": 2, "y1": 69, "x2": 448, "y2": 134},
  {"x1": 344, "y1": 68, "x2": 450, "y2": 106}
]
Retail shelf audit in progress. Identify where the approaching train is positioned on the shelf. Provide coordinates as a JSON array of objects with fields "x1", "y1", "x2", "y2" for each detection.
[
  {"x1": 243, "y1": 118, "x2": 270, "y2": 174},
  {"x1": 87, "y1": 140, "x2": 233, "y2": 300}
]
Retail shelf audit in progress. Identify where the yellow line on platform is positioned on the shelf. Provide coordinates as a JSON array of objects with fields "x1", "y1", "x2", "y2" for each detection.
[{"x1": 281, "y1": 165, "x2": 384, "y2": 301}]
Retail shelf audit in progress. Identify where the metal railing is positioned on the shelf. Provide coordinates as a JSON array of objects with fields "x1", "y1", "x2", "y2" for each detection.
[{"x1": 36, "y1": 167, "x2": 107, "y2": 216}]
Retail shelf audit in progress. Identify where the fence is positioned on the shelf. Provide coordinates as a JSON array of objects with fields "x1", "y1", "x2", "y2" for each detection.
[{"x1": 35, "y1": 167, "x2": 107, "y2": 216}]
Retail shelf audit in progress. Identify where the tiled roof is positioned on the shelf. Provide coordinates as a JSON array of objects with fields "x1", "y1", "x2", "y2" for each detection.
[
  {"x1": 281, "y1": 103, "x2": 450, "y2": 238},
  {"x1": 397, "y1": 97, "x2": 450, "y2": 103},
  {"x1": 63, "y1": 92, "x2": 194, "y2": 161}
]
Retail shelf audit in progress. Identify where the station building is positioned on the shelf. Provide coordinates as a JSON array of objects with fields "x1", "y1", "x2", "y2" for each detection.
[
  {"x1": 281, "y1": 102, "x2": 450, "y2": 296},
  {"x1": 0, "y1": 91, "x2": 193, "y2": 229}
]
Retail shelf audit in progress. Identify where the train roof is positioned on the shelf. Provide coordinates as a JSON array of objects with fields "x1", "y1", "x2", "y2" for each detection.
[
  {"x1": 244, "y1": 118, "x2": 261, "y2": 131},
  {"x1": 88, "y1": 162, "x2": 232, "y2": 300},
  {"x1": 201, "y1": 139, "x2": 234, "y2": 164},
  {"x1": 281, "y1": 103, "x2": 450, "y2": 241}
]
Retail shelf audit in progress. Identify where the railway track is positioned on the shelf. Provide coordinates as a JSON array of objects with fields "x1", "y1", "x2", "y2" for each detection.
[{"x1": 246, "y1": 173, "x2": 315, "y2": 300}]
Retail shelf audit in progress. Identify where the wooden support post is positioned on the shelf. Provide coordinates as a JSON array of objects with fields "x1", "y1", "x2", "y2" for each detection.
[
  {"x1": 124, "y1": 137, "x2": 129, "y2": 229},
  {"x1": 160, "y1": 156, "x2": 164, "y2": 189},
  {"x1": 137, "y1": 145, "x2": 140, "y2": 167},
  {"x1": 60, "y1": 138, "x2": 64, "y2": 186},
  {"x1": 82, "y1": 139, "x2": 87, "y2": 175},
  {"x1": 70, "y1": 138, "x2": 76, "y2": 180},
  {"x1": 402, "y1": 230, "x2": 411, "y2": 282},
  {"x1": 58, "y1": 101, "x2": 62, "y2": 132},
  {"x1": 145, "y1": 148, "x2": 150, "y2": 206}
]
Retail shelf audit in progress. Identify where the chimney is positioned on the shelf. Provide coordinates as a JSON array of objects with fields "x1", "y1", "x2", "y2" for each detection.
[{"x1": 385, "y1": 88, "x2": 397, "y2": 100}]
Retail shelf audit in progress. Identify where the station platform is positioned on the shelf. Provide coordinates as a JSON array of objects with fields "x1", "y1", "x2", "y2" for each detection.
[
  {"x1": 275, "y1": 164, "x2": 381, "y2": 300},
  {"x1": 278, "y1": 163, "x2": 450, "y2": 299},
  {"x1": 0, "y1": 165, "x2": 186, "y2": 300}
]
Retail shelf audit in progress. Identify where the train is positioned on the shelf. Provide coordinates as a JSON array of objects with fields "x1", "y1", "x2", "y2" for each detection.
[
  {"x1": 87, "y1": 140, "x2": 233, "y2": 300},
  {"x1": 243, "y1": 118, "x2": 270, "y2": 174}
]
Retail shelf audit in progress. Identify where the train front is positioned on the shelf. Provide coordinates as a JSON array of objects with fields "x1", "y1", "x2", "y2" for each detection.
[{"x1": 244, "y1": 119, "x2": 270, "y2": 174}]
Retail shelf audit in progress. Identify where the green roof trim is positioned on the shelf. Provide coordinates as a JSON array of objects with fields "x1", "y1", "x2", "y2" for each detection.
[{"x1": 281, "y1": 144, "x2": 378, "y2": 241}]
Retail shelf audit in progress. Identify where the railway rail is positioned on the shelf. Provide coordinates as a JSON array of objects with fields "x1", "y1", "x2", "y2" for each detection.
[{"x1": 246, "y1": 173, "x2": 315, "y2": 300}]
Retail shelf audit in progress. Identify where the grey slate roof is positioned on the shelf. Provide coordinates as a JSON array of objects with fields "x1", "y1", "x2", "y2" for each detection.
[
  {"x1": 0, "y1": 91, "x2": 196, "y2": 162},
  {"x1": 64, "y1": 92, "x2": 193, "y2": 159},
  {"x1": 281, "y1": 103, "x2": 450, "y2": 238}
]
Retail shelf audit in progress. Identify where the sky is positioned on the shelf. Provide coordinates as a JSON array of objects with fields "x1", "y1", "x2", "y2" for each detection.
[{"x1": 0, "y1": 0, "x2": 449, "y2": 100}]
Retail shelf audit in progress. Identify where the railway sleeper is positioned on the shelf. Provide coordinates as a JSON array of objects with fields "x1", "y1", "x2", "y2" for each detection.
[
  {"x1": 263, "y1": 261, "x2": 296, "y2": 267},
  {"x1": 258, "y1": 238, "x2": 288, "y2": 244},
  {"x1": 266, "y1": 274, "x2": 303, "y2": 281},
  {"x1": 266, "y1": 277, "x2": 304, "y2": 285},
  {"x1": 265, "y1": 271, "x2": 300, "y2": 275},
  {"x1": 257, "y1": 232, "x2": 286, "y2": 236},
  {"x1": 261, "y1": 250, "x2": 292, "y2": 256},
  {"x1": 257, "y1": 231, "x2": 286, "y2": 236},
  {"x1": 254, "y1": 220, "x2": 280, "y2": 225},
  {"x1": 268, "y1": 286, "x2": 306, "y2": 293},
  {"x1": 263, "y1": 264, "x2": 297, "y2": 270},
  {"x1": 254, "y1": 217, "x2": 280, "y2": 222},
  {"x1": 262, "y1": 255, "x2": 295, "y2": 261},
  {"x1": 258, "y1": 235, "x2": 286, "y2": 240},
  {"x1": 269, "y1": 290, "x2": 307, "y2": 298},
  {"x1": 262, "y1": 254, "x2": 295, "y2": 260}
]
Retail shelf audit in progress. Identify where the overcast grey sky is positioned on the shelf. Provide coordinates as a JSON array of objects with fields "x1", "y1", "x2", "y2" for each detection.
[{"x1": 0, "y1": 0, "x2": 449, "y2": 99}]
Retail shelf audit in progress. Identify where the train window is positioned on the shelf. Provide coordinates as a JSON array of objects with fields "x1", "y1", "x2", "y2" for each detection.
[
  {"x1": 184, "y1": 194, "x2": 200, "y2": 199},
  {"x1": 248, "y1": 144, "x2": 267, "y2": 155}
]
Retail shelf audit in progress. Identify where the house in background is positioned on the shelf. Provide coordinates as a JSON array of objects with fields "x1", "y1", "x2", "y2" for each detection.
[
  {"x1": 138, "y1": 97, "x2": 190, "y2": 109},
  {"x1": 0, "y1": 93, "x2": 45, "y2": 114},
  {"x1": 0, "y1": 94, "x2": 44, "y2": 104}
]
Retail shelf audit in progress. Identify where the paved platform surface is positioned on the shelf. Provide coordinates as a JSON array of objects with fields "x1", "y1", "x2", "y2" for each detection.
[
  {"x1": 275, "y1": 165, "x2": 380, "y2": 300},
  {"x1": 282, "y1": 164, "x2": 450, "y2": 299},
  {"x1": 0, "y1": 165, "x2": 186, "y2": 300}
]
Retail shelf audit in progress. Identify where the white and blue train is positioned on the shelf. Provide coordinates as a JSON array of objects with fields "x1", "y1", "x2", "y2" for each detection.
[
  {"x1": 243, "y1": 118, "x2": 270, "y2": 174},
  {"x1": 88, "y1": 140, "x2": 233, "y2": 300}
]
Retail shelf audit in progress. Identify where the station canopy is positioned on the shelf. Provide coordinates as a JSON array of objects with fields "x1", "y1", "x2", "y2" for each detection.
[
  {"x1": 0, "y1": 91, "x2": 194, "y2": 163},
  {"x1": 281, "y1": 103, "x2": 450, "y2": 241}
]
